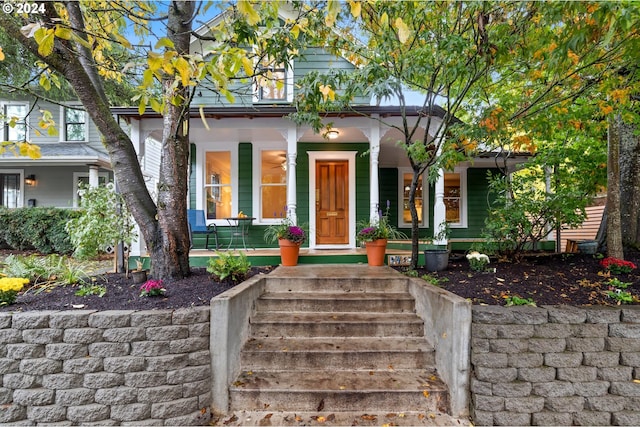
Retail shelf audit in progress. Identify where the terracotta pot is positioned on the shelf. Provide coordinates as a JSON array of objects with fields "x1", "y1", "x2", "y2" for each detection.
[
  {"x1": 278, "y1": 239, "x2": 301, "y2": 266},
  {"x1": 365, "y1": 239, "x2": 387, "y2": 266}
]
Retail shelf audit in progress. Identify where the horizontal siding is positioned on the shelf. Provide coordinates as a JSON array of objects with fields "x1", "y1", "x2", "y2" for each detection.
[{"x1": 551, "y1": 205, "x2": 604, "y2": 252}]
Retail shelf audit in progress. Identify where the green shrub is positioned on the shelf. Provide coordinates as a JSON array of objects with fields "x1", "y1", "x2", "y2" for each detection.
[
  {"x1": 207, "y1": 251, "x2": 251, "y2": 282},
  {"x1": 0, "y1": 207, "x2": 76, "y2": 254},
  {"x1": 1, "y1": 254, "x2": 90, "y2": 294}
]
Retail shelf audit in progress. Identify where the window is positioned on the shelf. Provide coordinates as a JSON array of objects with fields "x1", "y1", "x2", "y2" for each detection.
[
  {"x1": 64, "y1": 107, "x2": 86, "y2": 141},
  {"x1": 205, "y1": 151, "x2": 232, "y2": 220},
  {"x1": 444, "y1": 169, "x2": 467, "y2": 227},
  {"x1": 0, "y1": 173, "x2": 21, "y2": 208},
  {"x1": 260, "y1": 150, "x2": 287, "y2": 221},
  {"x1": 73, "y1": 172, "x2": 109, "y2": 207},
  {"x1": 3, "y1": 104, "x2": 27, "y2": 141},
  {"x1": 399, "y1": 170, "x2": 427, "y2": 227},
  {"x1": 255, "y1": 63, "x2": 286, "y2": 101}
]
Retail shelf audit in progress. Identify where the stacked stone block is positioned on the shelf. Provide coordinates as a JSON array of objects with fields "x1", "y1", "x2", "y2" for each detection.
[
  {"x1": 0, "y1": 308, "x2": 212, "y2": 425},
  {"x1": 471, "y1": 305, "x2": 640, "y2": 426}
]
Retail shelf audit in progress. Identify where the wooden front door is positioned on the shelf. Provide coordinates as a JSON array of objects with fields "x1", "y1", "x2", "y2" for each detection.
[{"x1": 316, "y1": 160, "x2": 349, "y2": 245}]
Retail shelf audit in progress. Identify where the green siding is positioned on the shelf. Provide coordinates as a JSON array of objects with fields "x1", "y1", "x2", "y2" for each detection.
[{"x1": 238, "y1": 143, "x2": 253, "y2": 216}]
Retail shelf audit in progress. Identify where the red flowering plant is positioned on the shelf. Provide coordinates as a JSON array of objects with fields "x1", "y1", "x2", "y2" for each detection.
[
  {"x1": 139, "y1": 279, "x2": 165, "y2": 297},
  {"x1": 600, "y1": 257, "x2": 637, "y2": 275}
]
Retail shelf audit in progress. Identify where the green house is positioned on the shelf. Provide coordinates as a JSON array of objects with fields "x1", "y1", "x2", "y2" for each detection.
[{"x1": 113, "y1": 13, "x2": 529, "y2": 261}]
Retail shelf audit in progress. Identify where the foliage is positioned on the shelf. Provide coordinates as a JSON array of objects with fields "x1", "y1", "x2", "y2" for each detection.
[
  {"x1": 421, "y1": 274, "x2": 449, "y2": 288},
  {"x1": 504, "y1": 296, "x2": 536, "y2": 307},
  {"x1": 481, "y1": 171, "x2": 589, "y2": 259},
  {"x1": 207, "y1": 251, "x2": 251, "y2": 282},
  {"x1": 600, "y1": 257, "x2": 637, "y2": 274},
  {"x1": 0, "y1": 207, "x2": 76, "y2": 254},
  {"x1": 65, "y1": 183, "x2": 135, "y2": 260},
  {"x1": 0, "y1": 277, "x2": 29, "y2": 306},
  {"x1": 607, "y1": 289, "x2": 635, "y2": 304},
  {"x1": 75, "y1": 283, "x2": 107, "y2": 298},
  {"x1": 1, "y1": 254, "x2": 90, "y2": 293},
  {"x1": 466, "y1": 252, "x2": 490, "y2": 272},
  {"x1": 139, "y1": 279, "x2": 165, "y2": 297},
  {"x1": 264, "y1": 216, "x2": 307, "y2": 244},
  {"x1": 357, "y1": 201, "x2": 406, "y2": 243},
  {"x1": 608, "y1": 278, "x2": 632, "y2": 290}
]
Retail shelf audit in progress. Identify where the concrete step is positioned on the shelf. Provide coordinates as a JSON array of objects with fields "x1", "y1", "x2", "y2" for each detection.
[
  {"x1": 250, "y1": 311, "x2": 425, "y2": 338},
  {"x1": 229, "y1": 369, "x2": 450, "y2": 413},
  {"x1": 264, "y1": 277, "x2": 410, "y2": 293},
  {"x1": 241, "y1": 337, "x2": 435, "y2": 370},
  {"x1": 213, "y1": 410, "x2": 467, "y2": 426},
  {"x1": 256, "y1": 291, "x2": 415, "y2": 313}
]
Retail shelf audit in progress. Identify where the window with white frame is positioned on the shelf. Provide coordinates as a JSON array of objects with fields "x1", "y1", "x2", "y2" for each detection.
[
  {"x1": 259, "y1": 150, "x2": 287, "y2": 221},
  {"x1": 0, "y1": 172, "x2": 21, "y2": 208},
  {"x1": 73, "y1": 172, "x2": 110, "y2": 207},
  {"x1": 399, "y1": 170, "x2": 427, "y2": 227},
  {"x1": 253, "y1": 56, "x2": 292, "y2": 102},
  {"x1": 204, "y1": 151, "x2": 232, "y2": 220},
  {"x1": 64, "y1": 107, "x2": 86, "y2": 141},
  {"x1": 2, "y1": 104, "x2": 27, "y2": 141},
  {"x1": 444, "y1": 168, "x2": 467, "y2": 227}
]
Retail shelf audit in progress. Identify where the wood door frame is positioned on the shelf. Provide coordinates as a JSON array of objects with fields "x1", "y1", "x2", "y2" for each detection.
[{"x1": 308, "y1": 151, "x2": 357, "y2": 249}]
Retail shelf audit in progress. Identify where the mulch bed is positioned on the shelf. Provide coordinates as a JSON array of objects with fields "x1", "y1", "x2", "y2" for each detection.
[{"x1": 2, "y1": 250, "x2": 639, "y2": 312}]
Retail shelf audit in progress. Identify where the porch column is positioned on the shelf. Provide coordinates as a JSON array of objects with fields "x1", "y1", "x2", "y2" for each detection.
[
  {"x1": 433, "y1": 168, "x2": 447, "y2": 245},
  {"x1": 286, "y1": 126, "x2": 298, "y2": 224},
  {"x1": 88, "y1": 165, "x2": 99, "y2": 188},
  {"x1": 369, "y1": 120, "x2": 381, "y2": 223},
  {"x1": 128, "y1": 118, "x2": 144, "y2": 258}
]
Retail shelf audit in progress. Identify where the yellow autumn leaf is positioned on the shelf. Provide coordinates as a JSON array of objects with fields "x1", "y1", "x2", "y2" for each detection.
[
  {"x1": 147, "y1": 52, "x2": 163, "y2": 72},
  {"x1": 0, "y1": 47, "x2": 4, "y2": 61},
  {"x1": 54, "y1": 26, "x2": 72, "y2": 40},
  {"x1": 290, "y1": 24, "x2": 301, "y2": 40},
  {"x1": 349, "y1": 0, "x2": 361, "y2": 18},
  {"x1": 199, "y1": 106, "x2": 210, "y2": 131},
  {"x1": 319, "y1": 84, "x2": 335, "y2": 102},
  {"x1": 174, "y1": 56, "x2": 191, "y2": 87},
  {"x1": 238, "y1": 0, "x2": 261, "y2": 26},
  {"x1": 242, "y1": 57, "x2": 254, "y2": 76},
  {"x1": 325, "y1": 0, "x2": 340, "y2": 27},
  {"x1": 394, "y1": 17, "x2": 411, "y2": 44},
  {"x1": 34, "y1": 28, "x2": 55, "y2": 56},
  {"x1": 567, "y1": 50, "x2": 580, "y2": 65},
  {"x1": 155, "y1": 37, "x2": 175, "y2": 50},
  {"x1": 423, "y1": 390, "x2": 430, "y2": 398},
  {"x1": 380, "y1": 12, "x2": 389, "y2": 27}
]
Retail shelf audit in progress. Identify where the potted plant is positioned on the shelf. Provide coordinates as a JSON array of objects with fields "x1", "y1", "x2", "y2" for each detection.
[
  {"x1": 264, "y1": 217, "x2": 307, "y2": 266},
  {"x1": 424, "y1": 223, "x2": 451, "y2": 272},
  {"x1": 131, "y1": 259, "x2": 148, "y2": 284},
  {"x1": 357, "y1": 201, "x2": 406, "y2": 266}
]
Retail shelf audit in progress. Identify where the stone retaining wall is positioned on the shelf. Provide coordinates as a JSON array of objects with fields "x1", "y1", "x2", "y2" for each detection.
[
  {"x1": 0, "y1": 308, "x2": 212, "y2": 426},
  {"x1": 471, "y1": 305, "x2": 640, "y2": 426}
]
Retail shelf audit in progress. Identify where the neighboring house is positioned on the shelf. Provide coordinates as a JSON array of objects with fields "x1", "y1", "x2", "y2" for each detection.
[
  {"x1": 114, "y1": 13, "x2": 529, "y2": 257},
  {"x1": 0, "y1": 95, "x2": 113, "y2": 208}
]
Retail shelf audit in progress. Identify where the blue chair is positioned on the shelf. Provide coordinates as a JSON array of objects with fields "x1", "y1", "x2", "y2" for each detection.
[{"x1": 187, "y1": 209, "x2": 219, "y2": 250}]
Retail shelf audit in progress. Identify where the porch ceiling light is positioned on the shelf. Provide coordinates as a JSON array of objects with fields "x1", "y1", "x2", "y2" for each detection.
[
  {"x1": 326, "y1": 129, "x2": 339, "y2": 140},
  {"x1": 25, "y1": 175, "x2": 36, "y2": 186}
]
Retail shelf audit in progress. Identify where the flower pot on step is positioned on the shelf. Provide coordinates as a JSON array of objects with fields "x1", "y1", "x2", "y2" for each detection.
[
  {"x1": 278, "y1": 238, "x2": 301, "y2": 266},
  {"x1": 131, "y1": 270, "x2": 148, "y2": 284},
  {"x1": 365, "y1": 239, "x2": 388, "y2": 266}
]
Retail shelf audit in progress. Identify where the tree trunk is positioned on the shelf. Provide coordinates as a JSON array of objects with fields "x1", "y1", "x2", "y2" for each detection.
[
  {"x1": 619, "y1": 121, "x2": 640, "y2": 247},
  {"x1": 606, "y1": 114, "x2": 624, "y2": 259}
]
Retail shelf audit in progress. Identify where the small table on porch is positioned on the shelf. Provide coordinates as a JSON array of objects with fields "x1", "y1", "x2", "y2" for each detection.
[{"x1": 225, "y1": 217, "x2": 255, "y2": 250}]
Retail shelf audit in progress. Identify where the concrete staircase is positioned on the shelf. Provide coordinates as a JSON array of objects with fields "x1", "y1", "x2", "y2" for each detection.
[{"x1": 222, "y1": 272, "x2": 452, "y2": 423}]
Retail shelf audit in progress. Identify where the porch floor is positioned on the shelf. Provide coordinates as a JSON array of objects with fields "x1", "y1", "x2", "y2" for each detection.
[{"x1": 186, "y1": 247, "x2": 415, "y2": 267}]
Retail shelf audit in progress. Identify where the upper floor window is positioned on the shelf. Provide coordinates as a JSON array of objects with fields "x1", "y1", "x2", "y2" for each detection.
[
  {"x1": 255, "y1": 63, "x2": 287, "y2": 101},
  {"x1": 2, "y1": 104, "x2": 27, "y2": 142},
  {"x1": 64, "y1": 107, "x2": 86, "y2": 141}
]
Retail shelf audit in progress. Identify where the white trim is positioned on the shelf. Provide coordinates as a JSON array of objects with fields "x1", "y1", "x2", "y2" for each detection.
[
  {"x1": 1, "y1": 102, "x2": 29, "y2": 142},
  {"x1": 0, "y1": 169, "x2": 24, "y2": 208},
  {"x1": 252, "y1": 142, "x2": 287, "y2": 225},
  {"x1": 59, "y1": 105, "x2": 88, "y2": 142},
  {"x1": 196, "y1": 144, "x2": 238, "y2": 226},
  {"x1": 72, "y1": 171, "x2": 110, "y2": 207},
  {"x1": 398, "y1": 168, "x2": 429, "y2": 228},
  {"x1": 308, "y1": 151, "x2": 357, "y2": 249}
]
